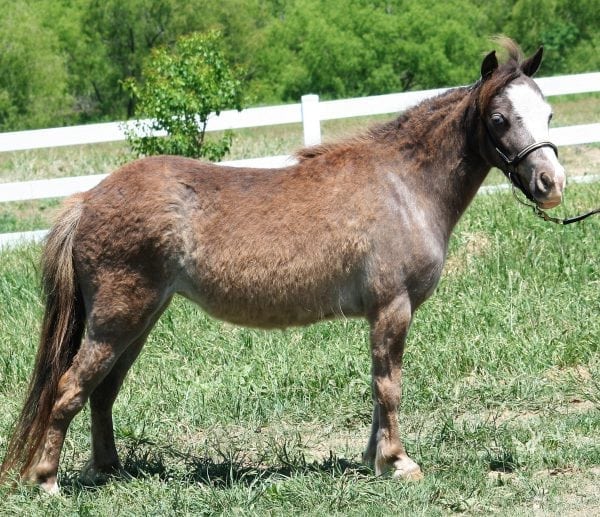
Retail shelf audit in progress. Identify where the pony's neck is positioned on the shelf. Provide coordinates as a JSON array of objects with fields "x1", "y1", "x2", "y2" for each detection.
[{"x1": 380, "y1": 86, "x2": 491, "y2": 232}]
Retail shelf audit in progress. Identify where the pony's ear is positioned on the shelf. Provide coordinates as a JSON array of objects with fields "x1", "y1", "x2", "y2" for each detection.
[
  {"x1": 481, "y1": 51, "x2": 498, "y2": 80},
  {"x1": 521, "y1": 46, "x2": 543, "y2": 77}
]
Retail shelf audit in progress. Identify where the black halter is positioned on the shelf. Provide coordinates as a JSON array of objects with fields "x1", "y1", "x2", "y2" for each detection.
[
  {"x1": 484, "y1": 121, "x2": 558, "y2": 202},
  {"x1": 484, "y1": 123, "x2": 599, "y2": 225}
]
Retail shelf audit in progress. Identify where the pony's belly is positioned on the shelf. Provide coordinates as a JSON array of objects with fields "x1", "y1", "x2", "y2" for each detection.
[
  {"x1": 177, "y1": 279, "x2": 364, "y2": 329},
  {"x1": 203, "y1": 304, "x2": 340, "y2": 329}
]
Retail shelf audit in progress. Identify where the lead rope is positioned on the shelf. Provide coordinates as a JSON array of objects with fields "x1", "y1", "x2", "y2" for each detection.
[{"x1": 508, "y1": 173, "x2": 600, "y2": 225}]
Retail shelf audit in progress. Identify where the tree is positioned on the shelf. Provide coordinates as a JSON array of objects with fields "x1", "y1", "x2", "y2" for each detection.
[
  {"x1": 2, "y1": 0, "x2": 599, "y2": 131},
  {"x1": 80, "y1": 0, "x2": 177, "y2": 120},
  {"x1": 251, "y1": 0, "x2": 492, "y2": 102},
  {"x1": 505, "y1": 0, "x2": 600, "y2": 75},
  {"x1": 124, "y1": 31, "x2": 244, "y2": 161},
  {"x1": 75, "y1": 0, "x2": 263, "y2": 121},
  {"x1": 0, "y1": 1, "x2": 71, "y2": 130}
]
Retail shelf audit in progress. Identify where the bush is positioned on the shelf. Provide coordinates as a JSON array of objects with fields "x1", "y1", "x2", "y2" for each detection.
[{"x1": 124, "y1": 31, "x2": 244, "y2": 161}]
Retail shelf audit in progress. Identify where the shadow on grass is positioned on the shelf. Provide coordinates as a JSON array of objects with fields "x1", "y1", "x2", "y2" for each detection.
[{"x1": 57, "y1": 438, "x2": 372, "y2": 495}]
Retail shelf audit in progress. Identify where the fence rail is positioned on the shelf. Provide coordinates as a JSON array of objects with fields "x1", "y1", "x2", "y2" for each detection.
[
  {"x1": 1, "y1": 73, "x2": 599, "y2": 154},
  {"x1": 1, "y1": 72, "x2": 599, "y2": 248}
]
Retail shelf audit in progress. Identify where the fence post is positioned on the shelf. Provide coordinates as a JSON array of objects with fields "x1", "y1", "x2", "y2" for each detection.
[{"x1": 301, "y1": 94, "x2": 321, "y2": 146}]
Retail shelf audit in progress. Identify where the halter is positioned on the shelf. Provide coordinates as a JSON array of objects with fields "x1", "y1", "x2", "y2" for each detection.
[
  {"x1": 484, "y1": 121, "x2": 557, "y2": 201},
  {"x1": 484, "y1": 123, "x2": 599, "y2": 225}
]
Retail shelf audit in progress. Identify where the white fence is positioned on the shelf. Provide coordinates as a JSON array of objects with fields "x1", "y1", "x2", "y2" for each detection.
[{"x1": 1, "y1": 72, "x2": 599, "y2": 248}]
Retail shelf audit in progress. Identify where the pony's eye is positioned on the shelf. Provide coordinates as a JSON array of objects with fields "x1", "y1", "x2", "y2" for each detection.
[
  {"x1": 548, "y1": 112, "x2": 554, "y2": 123},
  {"x1": 491, "y1": 113, "x2": 505, "y2": 126}
]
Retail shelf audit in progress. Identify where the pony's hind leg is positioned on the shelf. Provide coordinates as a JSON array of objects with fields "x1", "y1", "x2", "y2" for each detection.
[
  {"x1": 29, "y1": 335, "x2": 126, "y2": 493},
  {"x1": 82, "y1": 299, "x2": 171, "y2": 483},
  {"x1": 366, "y1": 296, "x2": 423, "y2": 480},
  {"x1": 29, "y1": 280, "x2": 170, "y2": 493},
  {"x1": 362, "y1": 392, "x2": 380, "y2": 465},
  {"x1": 81, "y1": 337, "x2": 147, "y2": 483}
]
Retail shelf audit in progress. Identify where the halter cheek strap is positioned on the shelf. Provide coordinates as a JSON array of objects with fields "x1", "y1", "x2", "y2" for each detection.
[{"x1": 484, "y1": 122, "x2": 558, "y2": 179}]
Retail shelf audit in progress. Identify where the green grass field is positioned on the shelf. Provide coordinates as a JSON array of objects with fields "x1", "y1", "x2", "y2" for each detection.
[
  {"x1": 0, "y1": 93, "x2": 599, "y2": 514},
  {"x1": 0, "y1": 179, "x2": 598, "y2": 514}
]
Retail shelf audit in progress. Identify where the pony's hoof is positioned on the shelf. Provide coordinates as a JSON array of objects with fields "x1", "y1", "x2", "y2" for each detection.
[
  {"x1": 39, "y1": 479, "x2": 60, "y2": 495},
  {"x1": 79, "y1": 459, "x2": 123, "y2": 486},
  {"x1": 23, "y1": 465, "x2": 60, "y2": 494},
  {"x1": 376, "y1": 454, "x2": 423, "y2": 480},
  {"x1": 391, "y1": 457, "x2": 423, "y2": 481}
]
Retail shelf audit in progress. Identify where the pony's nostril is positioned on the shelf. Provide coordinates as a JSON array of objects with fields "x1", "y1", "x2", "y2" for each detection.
[{"x1": 537, "y1": 172, "x2": 554, "y2": 192}]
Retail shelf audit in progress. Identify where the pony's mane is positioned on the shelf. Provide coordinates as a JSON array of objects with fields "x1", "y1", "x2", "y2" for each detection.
[
  {"x1": 296, "y1": 38, "x2": 529, "y2": 164},
  {"x1": 494, "y1": 35, "x2": 525, "y2": 64}
]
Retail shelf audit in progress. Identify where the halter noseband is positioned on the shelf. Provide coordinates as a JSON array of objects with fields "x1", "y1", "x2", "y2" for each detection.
[{"x1": 494, "y1": 140, "x2": 558, "y2": 170}]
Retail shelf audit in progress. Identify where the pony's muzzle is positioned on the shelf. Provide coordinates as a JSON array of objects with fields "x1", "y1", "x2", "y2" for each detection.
[
  {"x1": 529, "y1": 151, "x2": 565, "y2": 209},
  {"x1": 533, "y1": 166, "x2": 565, "y2": 209}
]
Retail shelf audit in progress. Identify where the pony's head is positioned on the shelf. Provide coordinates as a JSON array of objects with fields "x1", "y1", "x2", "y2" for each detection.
[{"x1": 477, "y1": 40, "x2": 565, "y2": 209}]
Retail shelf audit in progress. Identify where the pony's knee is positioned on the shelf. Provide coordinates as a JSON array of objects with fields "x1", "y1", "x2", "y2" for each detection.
[{"x1": 373, "y1": 377, "x2": 401, "y2": 407}]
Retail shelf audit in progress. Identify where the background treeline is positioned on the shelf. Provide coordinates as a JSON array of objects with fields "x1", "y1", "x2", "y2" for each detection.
[{"x1": 1, "y1": 0, "x2": 598, "y2": 131}]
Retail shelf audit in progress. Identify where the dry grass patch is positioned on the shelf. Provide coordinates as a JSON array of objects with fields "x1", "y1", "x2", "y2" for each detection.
[
  {"x1": 560, "y1": 145, "x2": 600, "y2": 177},
  {"x1": 445, "y1": 231, "x2": 492, "y2": 276}
]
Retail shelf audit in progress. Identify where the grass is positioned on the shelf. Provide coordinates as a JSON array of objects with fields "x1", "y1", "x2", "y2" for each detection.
[{"x1": 0, "y1": 179, "x2": 598, "y2": 514}]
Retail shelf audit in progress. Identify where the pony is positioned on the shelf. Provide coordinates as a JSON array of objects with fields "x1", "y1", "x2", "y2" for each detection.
[{"x1": 1, "y1": 40, "x2": 565, "y2": 493}]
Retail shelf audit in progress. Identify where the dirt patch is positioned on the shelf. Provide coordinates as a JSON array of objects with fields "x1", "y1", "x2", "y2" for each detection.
[
  {"x1": 176, "y1": 422, "x2": 370, "y2": 468},
  {"x1": 534, "y1": 468, "x2": 600, "y2": 516},
  {"x1": 455, "y1": 398, "x2": 597, "y2": 430},
  {"x1": 543, "y1": 365, "x2": 593, "y2": 382}
]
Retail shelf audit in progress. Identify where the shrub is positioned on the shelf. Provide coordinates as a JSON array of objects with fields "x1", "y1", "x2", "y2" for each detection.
[{"x1": 124, "y1": 31, "x2": 244, "y2": 161}]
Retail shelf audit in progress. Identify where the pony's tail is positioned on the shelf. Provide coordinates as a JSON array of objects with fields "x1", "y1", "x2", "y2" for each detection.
[{"x1": 1, "y1": 195, "x2": 86, "y2": 481}]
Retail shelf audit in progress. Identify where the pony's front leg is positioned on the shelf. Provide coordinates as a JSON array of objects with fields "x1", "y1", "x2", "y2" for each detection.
[{"x1": 365, "y1": 297, "x2": 422, "y2": 480}]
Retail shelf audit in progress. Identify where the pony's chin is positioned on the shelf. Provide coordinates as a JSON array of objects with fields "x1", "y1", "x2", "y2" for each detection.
[{"x1": 537, "y1": 199, "x2": 561, "y2": 209}]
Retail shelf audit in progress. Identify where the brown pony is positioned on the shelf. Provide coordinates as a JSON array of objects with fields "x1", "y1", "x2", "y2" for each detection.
[{"x1": 1, "y1": 41, "x2": 565, "y2": 493}]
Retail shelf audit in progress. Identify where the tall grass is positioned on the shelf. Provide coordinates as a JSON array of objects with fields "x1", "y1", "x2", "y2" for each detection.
[{"x1": 0, "y1": 179, "x2": 598, "y2": 514}]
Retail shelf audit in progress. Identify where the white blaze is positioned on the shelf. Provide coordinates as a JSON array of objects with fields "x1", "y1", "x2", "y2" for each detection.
[{"x1": 506, "y1": 83, "x2": 563, "y2": 174}]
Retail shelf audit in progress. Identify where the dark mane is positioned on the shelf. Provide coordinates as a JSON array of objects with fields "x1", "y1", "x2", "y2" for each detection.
[
  {"x1": 296, "y1": 38, "x2": 529, "y2": 164},
  {"x1": 295, "y1": 88, "x2": 470, "y2": 163},
  {"x1": 295, "y1": 87, "x2": 472, "y2": 165}
]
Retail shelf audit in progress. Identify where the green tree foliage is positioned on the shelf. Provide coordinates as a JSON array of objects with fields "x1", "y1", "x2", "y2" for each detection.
[
  {"x1": 124, "y1": 32, "x2": 243, "y2": 160},
  {"x1": 79, "y1": 0, "x2": 177, "y2": 120},
  {"x1": 504, "y1": 0, "x2": 600, "y2": 74},
  {"x1": 252, "y1": 0, "x2": 493, "y2": 102},
  {"x1": 0, "y1": 1, "x2": 71, "y2": 130},
  {"x1": 0, "y1": 0, "x2": 598, "y2": 131},
  {"x1": 58, "y1": 0, "x2": 263, "y2": 122}
]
